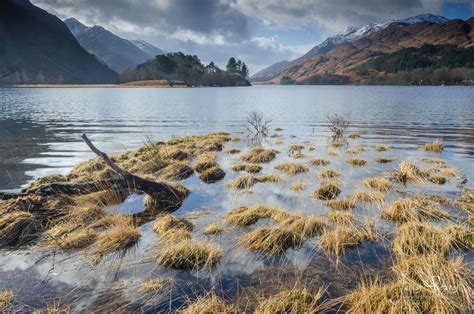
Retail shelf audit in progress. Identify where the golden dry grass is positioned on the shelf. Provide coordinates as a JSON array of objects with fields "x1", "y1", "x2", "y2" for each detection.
[
  {"x1": 0, "y1": 290, "x2": 14, "y2": 311},
  {"x1": 255, "y1": 287, "x2": 323, "y2": 314},
  {"x1": 180, "y1": 293, "x2": 238, "y2": 314},
  {"x1": 203, "y1": 224, "x2": 223, "y2": 235},
  {"x1": 231, "y1": 164, "x2": 262, "y2": 173},
  {"x1": 392, "y1": 221, "x2": 452, "y2": 258},
  {"x1": 288, "y1": 144, "x2": 305, "y2": 152},
  {"x1": 349, "y1": 189, "x2": 385, "y2": 205},
  {"x1": 95, "y1": 216, "x2": 141, "y2": 258},
  {"x1": 317, "y1": 168, "x2": 340, "y2": 180},
  {"x1": 140, "y1": 278, "x2": 166, "y2": 293},
  {"x1": 422, "y1": 158, "x2": 446, "y2": 165},
  {"x1": 238, "y1": 226, "x2": 303, "y2": 255},
  {"x1": 328, "y1": 211, "x2": 354, "y2": 225},
  {"x1": 375, "y1": 157, "x2": 395, "y2": 163},
  {"x1": 363, "y1": 177, "x2": 392, "y2": 192},
  {"x1": 225, "y1": 147, "x2": 240, "y2": 154},
  {"x1": 345, "y1": 145, "x2": 365, "y2": 154},
  {"x1": 159, "y1": 163, "x2": 194, "y2": 180},
  {"x1": 224, "y1": 205, "x2": 288, "y2": 227},
  {"x1": 375, "y1": 145, "x2": 390, "y2": 152},
  {"x1": 318, "y1": 223, "x2": 377, "y2": 256},
  {"x1": 274, "y1": 162, "x2": 308, "y2": 175},
  {"x1": 421, "y1": 139, "x2": 444, "y2": 153},
  {"x1": 152, "y1": 215, "x2": 193, "y2": 235},
  {"x1": 225, "y1": 174, "x2": 256, "y2": 190},
  {"x1": 382, "y1": 198, "x2": 449, "y2": 224},
  {"x1": 346, "y1": 157, "x2": 367, "y2": 167},
  {"x1": 348, "y1": 133, "x2": 361, "y2": 139},
  {"x1": 428, "y1": 175, "x2": 447, "y2": 185},
  {"x1": 0, "y1": 211, "x2": 39, "y2": 247},
  {"x1": 51, "y1": 228, "x2": 97, "y2": 250},
  {"x1": 310, "y1": 158, "x2": 330, "y2": 166},
  {"x1": 240, "y1": 148, "x2": 278, "y2": 163},
  {"x1": 326, "y1": 198, "x2": 356, "y2": 211},
  {"x1": 160, "y1": 229, "x2": 192, "y2": 243},
  {"x1": 313, "y1": 181, "x2": 341, "y2": 200},
  {"x1": 199, "y1": 166, "x2": 225, "y2": 183},
  {"x1": 289, "y1": 181, "x2": 308, "y2": 192},
  {"x1": 395, "y1": 161, "x2": 429, "y2": 184},
  {"x1": 157, "y1": 240, "x2": 222, "y2": 270},
  {"x1": 193, "y1": 153, "x2": 218, "y2": 173},
  {"x1": 280, "y1": 215, "x2": 327, "y2": 238},
  {"x1": 445, "y1": 224, "x2": 473, "y2": 250},
  {"x1": 437, "y1": 166, "x2": 459, "y2": 177},
  {"x1": 256, "y1": 174, "x2": 282, "y2": 183},
  {"x1": 326, "y1": 148, "x2": 340, "y2": 157}
]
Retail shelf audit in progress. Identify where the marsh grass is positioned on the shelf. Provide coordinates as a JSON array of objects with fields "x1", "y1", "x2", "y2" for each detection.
[
  {"x1": 422, "y1": 158, "x2": 446, "y2": 165},
  {"x1": 328, "y1": 211, "x2": 354, "y2": 225},
  {"x1": 95, "y1": 215, "x2": 141, "y2": 258},
  {"x1": 193, "y1": 153, "x2": 218, "y2": 173},
  {"x1": 375, "y1": 157, "x2": 395, "y2": 163},
  {"x1": 348, "y1": 133, "x2": 361, "y2": 139},
  {"x1": 288, "y1": 144, "x2": 305, "y2": 152},
  {"x1": 157, "y1": 240, "x2": 222, "y2": 270},
  {"x1": 446, "y1": 224, "x2": 474, "y2": 250},
  {"x1": 310, "y1": 158, "x2": 330, "y2": 166},
  {"x1": 326, "y1": 198, "x2": 356, "y2": 211},
  {"x1": 224, "y1": 205, "x2": 288, "y2": 227},
  {"x1": 225, "y1": 174, "x2": 281, "y2": 190},
  {"x1": 274, "y1": 162, "x2": 308, "y2": 175},
  {"x1": 345, "y1": 145, "x2": 365, "y2": 154},
  {"x1": 231, "y1": 164, "x2": 262, "y2": 173},
  {"x1": 280, "y1": 215, "x2": 327, "y2": 238},
  {"x1": 255, "y1": 287, "x2": 324, "y2": 314},
  {"x1": 152, "y1": 215, "x2": 193, "y2": 235},
  {"x1": 317, "y1": 168, "x2": 341, "y2": 180},
  {"x1": 199, "y1": 166, "x2": 225, "y2": 183},
  {"x1": 180, "y1": 293, "x2": 238, "y2": 314},
  {"x1": 140, "y1": 278, "x2": 166, "y2": 293},
  {"x1": 375, "y1": 145, "x2": 390, "y2": 152},
  {"x1": 326, "y1": 147, "x2": 340, "y2": 157},
  {"x1": 240, "y1": 148, "x2": 278, "y2": 164},
  {"x1": 0, "y1": 290, "x2": 14, "y2": 311},
  {"x1": 238, "y1": 226, "x2": 303, "y2": 255},
  {"x1": 289, "y1": 181, "x2": 308, "y2": 192},
  {"x1": 421, "y1": 139, "x2": 444, "y2": 153},
  {"x1": 0, "y1": 211, "x2": 39, "y2": 247},
  {"x1": 318, "y1": 222, "x2": 377, "y2": 256},
  {"x1": 395, "y1": 161, "x2": 429, "y2": 184},
  {"x1": 346, "y1": 157, "x2": 367, "y2": 167},
  {"x1": 428, "y1": 175, "x2": 447, "y2": 185},
  {"x1": 382, "y1": 198, "x2": 449, "y2": 224},
  {"x1": 350, "y1": 189, "x2": 385, "y2": 205},
  {"x1": 203, "y1": 224, "x2": 223, "y2": 235},
  {"x1": 225, "y1": 147, "x2": 240, "y2": 154},
  {"x1": 159, "y1": 163, "x2": 194, "y2": 180},
  {"x1": 160, "y1": 228, "x2": 192, "y2": 243},
  {"x1": 392, "y1": 221, "x2": 452, "y2": 258},
  {"x1": 363, "y1": 177, "x2": 392, "y2": 192},
  {"x1": 313, "y1": 181, "x2": 341, "y2": 200}
]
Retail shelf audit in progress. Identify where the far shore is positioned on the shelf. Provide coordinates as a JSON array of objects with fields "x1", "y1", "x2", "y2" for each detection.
[{"x1": 2, "y1": 80, "x2": 192, "y2": 89}]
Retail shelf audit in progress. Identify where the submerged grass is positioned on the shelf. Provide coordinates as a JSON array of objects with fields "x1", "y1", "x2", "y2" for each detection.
[
  {"x1": 140, "y1": 278, "x2": 166, "y2": 293},
  {"x1": 224, "y1": 205, "x2": 288, "y2": 227},
  {"x1": 203, "y1": 224, "x2": 223, "y2": 235}
]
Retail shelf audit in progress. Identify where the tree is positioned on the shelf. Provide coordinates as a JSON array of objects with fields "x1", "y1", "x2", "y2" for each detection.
[
  {"x1": 240, "y1": 63, "x2": 249, "y2": 79},
  {"x1": 226, "y1": 57, "x2": 238, "y2": 73}
]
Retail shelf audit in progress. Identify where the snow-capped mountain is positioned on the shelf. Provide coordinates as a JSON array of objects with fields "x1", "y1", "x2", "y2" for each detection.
[
  {"x1": 302, "y1": 14, "x2": 448, "y2": 59},
  {"x1": 64, "y1": 18, "x2": 165, "y2": 72}
]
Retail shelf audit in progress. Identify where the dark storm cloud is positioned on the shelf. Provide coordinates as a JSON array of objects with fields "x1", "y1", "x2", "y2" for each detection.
[{"x1": 33, "y1": 0, "x2": 251, "y2": 40}]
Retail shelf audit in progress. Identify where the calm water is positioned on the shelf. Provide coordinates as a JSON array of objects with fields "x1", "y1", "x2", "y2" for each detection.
[
  {"x1": 1, "y1": 85, "x2": 473, "y2": 190},
  {"x1": 0, "y1": 86, "x2": 473, "y2": 311}
]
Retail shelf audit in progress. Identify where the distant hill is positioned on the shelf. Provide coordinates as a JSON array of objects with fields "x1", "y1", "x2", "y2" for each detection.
[
  {"x1": 64, "y1": 18, "x2": 165, "y2": 72},
  {"x1": 0, "y1": 0, "x2": 118, "y2": 84},
  {"x1": 250, "y1": 60, "x2": 290, "y2": 82},
  {"x1": 121, "y1": 52, "x2": 251, "y2": 87}
]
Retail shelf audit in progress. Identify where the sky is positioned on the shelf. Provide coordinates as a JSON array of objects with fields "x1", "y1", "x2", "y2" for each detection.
[{"x1": 32, "y1": 0, "x2": 474, "y2": 74}]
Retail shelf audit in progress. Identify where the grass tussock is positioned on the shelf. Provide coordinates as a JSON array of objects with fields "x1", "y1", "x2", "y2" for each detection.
[
  {"x1": 157, "y1": 240, "x2": 222, "y2": 270},
  {"x1": 392, "y1": 221, "x2": 452, "y2": 258},
  {"x1": 225, "y1": 147, "x2": 240, "y2": 154},
  {"x1": 313, "y1": 181, "x2": 341, "y2": 200},
  {"x1": 199, "y1": 166, "x2": 225, "y2": 183},
  {"x1": 193, "y1": 153, "x2": 218, "y2": 173},
  {"x1": 375, "y1": 157, "x2": 395, "y2": 163},
  {"x1": 289, "y1": 181, "x2": 308, "y2": 192},
  {"x1": 350, "y1": 189, "x2": 385, "y2": 205},
  {"x1": 395, "y1": 161, "x2": 428, "y2": 184},
  {"x1": 256, "y1": 174, "x2": 282, "y2": 183},
  {"x1": 280, "y1": 215, "x2": 327, "y2": 238},
  {"x1": 152, "y1": 215, "x2": 193, "y2": 235},
  {"x1": 310, "y1": 158, "x2": 330, "y2": 166},
  {"x1": 375, "y1": 145, "x2": 390, "y2": 152},
  {"x1": 238, "y1": 226, "x2": 303, "y2": 255},
  {"x1": 203, "y1": 224, "x2": 223, "y2": 235},
  {"x1": 180, "y1": 293, "x2": 238, "y2": 314},
  {"x1": 326, "y1": 198, "x2": 356, "y2": 211},
  {"x1": 160, "y1": 228, "x2": 192, "y2": 243},
  {"x1": 26, "y1": 173, "x2": 67, "y2": 190},
  {"x1": 346, "y1": 157, "x2": 367, "y2": 167},
  {"x1": 382, "y1": 198, "x2": 449, "y2": 224},
  {"x1": 159, "y1": 163, "x2": 194, "y2": 180},
  {"x1": 422, "y1": 158, "x2": 446, "y2": 165},
  {"x1": 0, "y1": 290, "x2": 14, "y2": 311},
  {"x1": 328, "y1": 211, "x2": 354, "y2": 225},
  {"x1": 421, "y1": 139, "x2": 444, "y2": 153},
  {"x1": 326, "y1": 148, "x2": 340, "y2": 157},
  {"x1": 274, "y1": 162, "x2": 308, "y2": 175},
  {"x1": 437, "y1": 166, "x2": 459, "y2": 177},
  {"x1": 52, "y1": 228, "x2": 97, "y2": 250},
  {"x1": 240, "y1": 148, "x2": 278, "y2": 164},
  {"x1": 140, "y1": 278, "x2": 166, "y2": 293},
  {"x1": 224, "y1": 205, "x2": 288, "y2": 227},
  {"x1": 428, "y1": 175, "x2": 447, "y2": 185},
  {"x1": 95, "y1": 216, "x2": 141, "y2": 258},
  {"x1": 317, "y1": 168, "x2": 340, "y2": 180},
  {"x1": 318, "y1": 222, "x2": 377, "y2": 256},
  {"x1": 231, "y1": 164, "x2": 262, "y2": 173},
  {"x1": 345, "y1": 145, "x2": 365, "y2": 154},
  {"x1": 288, "y1": 144, "x2": 305, "y2": 152},
  {"x1": 446, "y1": 224, "x2": 473, "y2": 250},
  {"x1": 0, "y1": 211, "x2": 39, "y2": 247},
  {"x1": 225, "y1": 174, "x2": 256, "y2": 190},
  {"x1": 363, "y1": 177, "x2": 392, "y2": 192},
  {"x1": 255, "y1": 288, "x2": 323, "y2": 314},
  {"x1": 348, "y1": 133, "x2": 361, "y2": 139}
]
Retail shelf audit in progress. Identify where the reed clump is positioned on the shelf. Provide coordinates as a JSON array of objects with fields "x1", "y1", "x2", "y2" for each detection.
[
  {"x1": 313, "y1": 181, "x2": 341, "y2": 200},
  {"x1": 199, "y1": 166, "x2": 225, "y2": 183},
  {"x1": 53, "y1": 228, "x2": 97, "y2": 250},
  {"x1": 326, "y1": 148, "x2": 340, "y2": 156},
  {"x1": 193, "y1": 153, "x2": 218, "y2": 173},
  {"x1": 160, "y1": 228, "x2": 192, "y2": 243},
  {"x1": 274, "y1": 162, "x2": 308, "y2": 175},
  {"x1": 421, "y1": 139, "x2": 444, "y2": 153},
  {"x1": 180, "y1": 293, "x2": 238, "y2": 314},
  {"x1": 317, "y1": 168, "x2": 340, "y2": 180},
  {"x1": 422, "y1": 158, "x2": 446, "y2": 165},
  {"x1": 375, "y1": 157, "x2": 395, "y2": 163},
  {"x1": 280, "y1": 215, "x2": 327, "y2": 238},
  {"x1": 224, "y1": 205, "x2": 288, "y2": 227},
  {"x1": 326, "y1": 198, "x2": 356, "y2": 211},
  {"x1": 238, "y1": 226, "x2": 303, "y2": 255},
  {"x1": 346, "y1": 157, "x2": 367, "y2": 167},
  {"x1": 318, "y1": 223, "x2": 377, "y2": 255},
  {"x1": 225, "y1": 174, "x2": 256, "y2": 190},
  {"x1": 395, "y1": 161, "x2": 428, "y2": 184},
  {"x1": 289, "y1": 181, "x2": 307, "y2": 192},
  {"x1": 310, "y1": 158, "x2": 330, "y2": 166},
  {"x1": 95, "y1": 215, "x2": 141, "y2": 258},
  {"x1": 256, "y1": 174, "x2": 282, "y2": 183},
  {"x1": 240, "y1": 148, "x2": 278, "y2": 163},
  {"x1": 445, "y1": 224, "x2": 474, "y2": 250},
  {"x1": 382, "y1": 198, "x2": 449, "y2": 224},
  {"x1": 159, "y1": 163, "x2": 194, "y2": 180},
  {"x1": 392, "y1": 221, "x2": 452, "y2": 258},
  {"x1": 328, "y1": 211, "x2": 354, "y2": 225},
  {"x1": 0, "y1": 211, "x2": 39, "y2": 247},
  {"x1": 350, "y1": 189, "x2": 385, "y2": 205},
  {"x1": 157, "y1": 240, "x2": 222, "y2": 270},
  {"x1": 255, "y1": 288, "x2": 323, "y2": 314},
  {"x1": 363, "y1": 177, "x2": 392, "y2": 192},
  {"x1": 231, "y1": 164, "x2": 262, "y2": 173},
  {"x1": 203, "y1": 224, "x2": 223, "y2": 235},
  {"x1": 152, "y1": 214, "x2": 193, "y2": 235},
  {"x1": 0, "y1": 290, "x2": 14, "y2": 312}
]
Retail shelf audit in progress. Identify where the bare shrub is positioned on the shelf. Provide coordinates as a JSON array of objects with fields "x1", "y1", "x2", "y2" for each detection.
[{"x1": 327, "y1": 114, "x2": 350, "y2": 142}]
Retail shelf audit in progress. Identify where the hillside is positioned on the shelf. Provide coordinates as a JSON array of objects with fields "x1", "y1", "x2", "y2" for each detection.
[
  {"x1": 121, "y1": 52, "x2": 251, "y2": 87},
  {"x1": 0, "y1": 0, "x2": 118, "y2": 84},
  {"x1": 272, "y1": 17, "x2": 474, "y2": 85},
  {"x1": 250, "y1": 60, "x2": 290, "y2": 82},
  {"x1": 64, "y1": 18, "x2": 165, "y2": 72}
]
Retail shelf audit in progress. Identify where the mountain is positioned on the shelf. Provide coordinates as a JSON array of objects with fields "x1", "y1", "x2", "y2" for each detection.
[
  {"x1": 273, "y1": 16, "x2": 474, "y2": 85},
  {"x1": 0, "y1": 0, "x2": 118, "y2": 84},
  {"x1": 250, "y1": 60, "x2": 290, "y2": 82},
  {"x1": 252, "y1": 14, "x2": 450, "y2": 83},
  {"x1": 64, "y1": 18, "x2": 165, "y2": 72}
]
